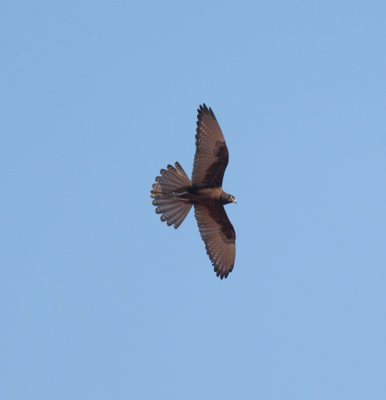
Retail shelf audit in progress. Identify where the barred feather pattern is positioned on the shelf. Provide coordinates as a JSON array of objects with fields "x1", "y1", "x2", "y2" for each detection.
[
  {"x1": 192, "y1": 104, "x2": 228, "y2": 187},
  {"x1": 150, "y1": 162, "x2": 193, "y2": 229},
  {"x1": 194, "y1": 203, "x2": 235, "y2": 279}
]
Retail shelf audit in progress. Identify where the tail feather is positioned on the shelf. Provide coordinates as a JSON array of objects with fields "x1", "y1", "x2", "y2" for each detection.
[{"x1": 150, "y1": 162, "x2": 192, "y2": 229}]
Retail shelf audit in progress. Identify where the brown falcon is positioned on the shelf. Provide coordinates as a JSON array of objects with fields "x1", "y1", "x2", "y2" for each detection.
[{"x1": 150, "y1": 104, "x2": 236, "y2": 279}]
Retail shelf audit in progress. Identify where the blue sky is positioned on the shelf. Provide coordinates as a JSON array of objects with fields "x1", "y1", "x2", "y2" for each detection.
[{"x1": 1, "y1": 1, "x2": 385, "y2": 399}]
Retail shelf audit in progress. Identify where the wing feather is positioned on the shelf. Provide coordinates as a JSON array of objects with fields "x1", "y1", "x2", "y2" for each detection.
[
  {"x1": 192, "y1": 104, "x2": 229, "y2": 187},
  {"x1": 194, "y1": 203, "x2": 236, "y2": 279}
]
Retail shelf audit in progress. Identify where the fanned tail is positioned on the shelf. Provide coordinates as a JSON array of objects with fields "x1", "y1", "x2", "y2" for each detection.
[{"x1": 150, "y1": 162, "x2": 193, "y2": 229}]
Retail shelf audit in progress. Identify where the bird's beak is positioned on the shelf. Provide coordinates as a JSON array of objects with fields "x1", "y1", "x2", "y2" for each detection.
[{"x1": 232, "y1": 198, "x2": 237, "y2": 204}]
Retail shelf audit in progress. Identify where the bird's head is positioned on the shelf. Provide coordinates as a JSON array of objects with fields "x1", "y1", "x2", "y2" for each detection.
[
  {"x1": 229, "y1": 195, "x2": 237, "y2": 204},
  {"x1": 221, "y1": 192, "x2": 237, "y2": 205}
]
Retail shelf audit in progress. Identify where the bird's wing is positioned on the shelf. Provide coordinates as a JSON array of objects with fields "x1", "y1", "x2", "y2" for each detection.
[
  {"x1": 194, "y1": 203, "x2": 236, "y2": 279},
  {"x1": 192, "y1": 104, "x2": 229, "y2": 187}
]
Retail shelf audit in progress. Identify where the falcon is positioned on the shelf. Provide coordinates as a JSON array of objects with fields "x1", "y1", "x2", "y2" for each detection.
[{"x1": 150, "y1": 104, "x2": 236, "y2": 279}]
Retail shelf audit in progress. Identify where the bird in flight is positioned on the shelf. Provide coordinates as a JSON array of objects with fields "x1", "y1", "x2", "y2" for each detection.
[{"x1": 150, "y1": 104, "x2": 236, "y2": 279}]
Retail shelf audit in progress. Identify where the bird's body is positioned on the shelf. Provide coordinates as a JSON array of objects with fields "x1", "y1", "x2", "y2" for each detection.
[
  {"x1": 173, "y1": 187, "x2": 230, "y2": 203},
  {"x1": 150, "y1": 104, "x2": 236, "y2": 279}
]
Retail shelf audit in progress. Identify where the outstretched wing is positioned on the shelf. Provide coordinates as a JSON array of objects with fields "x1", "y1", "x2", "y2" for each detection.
[
  {"x1": 194, "y1": 203, "x2": 236, "y2": 279},
  {"x1": 192, "y1": 104, "x2": 229, "y2": 187}
]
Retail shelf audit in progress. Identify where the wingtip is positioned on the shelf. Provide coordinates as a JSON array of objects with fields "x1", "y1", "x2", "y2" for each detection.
[
  {"x1": 215, "y1": 267, "x2": 231, "y2": 280},
  {"x1": 197, "y1": 103, "x2": 216, "y2": 121},
  {"x1": 197, "y1": 103, "x2": 209, "y2": 114}
]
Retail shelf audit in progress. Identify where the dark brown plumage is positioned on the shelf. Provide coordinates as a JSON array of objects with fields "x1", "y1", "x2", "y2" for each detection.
[{"x1": 150, "y1": 104, "x2": 236, "y2": 279}]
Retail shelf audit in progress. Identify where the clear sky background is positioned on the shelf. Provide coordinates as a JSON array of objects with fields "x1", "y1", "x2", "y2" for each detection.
[{"x1": 1, "y1": 1, "x2": 385, "y2": 399}]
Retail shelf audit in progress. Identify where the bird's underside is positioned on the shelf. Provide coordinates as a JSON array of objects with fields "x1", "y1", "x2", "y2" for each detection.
[{"x1": 150, "y1": 104, "x2": 236, "y2": 279}]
